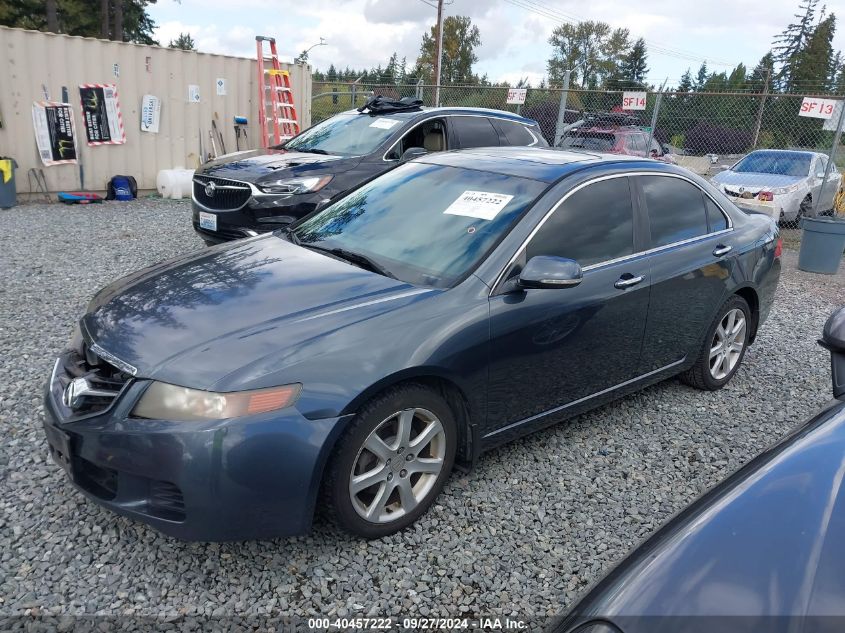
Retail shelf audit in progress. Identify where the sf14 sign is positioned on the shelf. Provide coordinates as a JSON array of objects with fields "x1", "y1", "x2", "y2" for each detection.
[
  {"x1": 622, "y1": 91, "x2": 647, "y2": 110},
  {"x1": 506, "y1": 88, "x2": 527, "y2": 105},
  {"x1": 799, "y1": 96, "x2": 838, "y2": 119}
]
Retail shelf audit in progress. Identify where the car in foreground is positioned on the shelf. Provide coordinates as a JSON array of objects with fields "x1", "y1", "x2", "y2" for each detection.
[
  {"x1": 44, "y1": 147, "x2": 781, "y2": 540},
  {"x1": 553, "y1": 306, "x2": 845, "y2": 633},
  {"x1": 191, "y1": 102, "x2": 546, "y2": 244},
  {"x1": 710, "y1": 149, "x2": 839, "y2": 223},
  {"x1": 557, "y1": 122, "x2": 676, "y2": 163}
]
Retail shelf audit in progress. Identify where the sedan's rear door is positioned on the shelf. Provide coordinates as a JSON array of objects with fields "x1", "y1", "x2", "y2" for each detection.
[{"x1": 635, "y1": 174, "x2": 735, "y2": 372}]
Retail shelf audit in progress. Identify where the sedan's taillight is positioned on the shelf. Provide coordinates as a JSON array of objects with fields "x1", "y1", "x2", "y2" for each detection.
[
  {"x1": 758, "y1": 191, "x2": 774, "y2": 201},
  {"x1": 775, "y1": 237, "x2": 783, "y2": 258}
]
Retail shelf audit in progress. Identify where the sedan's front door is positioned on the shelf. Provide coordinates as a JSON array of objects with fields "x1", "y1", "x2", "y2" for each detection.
[{"x1": 485, "y1": 176, "x2": 651, "y2": 438}]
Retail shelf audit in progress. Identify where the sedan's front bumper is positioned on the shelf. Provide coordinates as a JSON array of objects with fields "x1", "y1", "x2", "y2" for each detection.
[{"x1": 43, "y1": 363, "x2": 351, "y2": 541}]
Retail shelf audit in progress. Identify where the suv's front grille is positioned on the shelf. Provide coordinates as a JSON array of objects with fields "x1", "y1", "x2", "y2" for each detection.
[
  {"x1": 193, "y1": 175, "x2": 252, "y2": 210},
  {"x1": 56, "y1": 343, "x2": 131, "y2": 417}
]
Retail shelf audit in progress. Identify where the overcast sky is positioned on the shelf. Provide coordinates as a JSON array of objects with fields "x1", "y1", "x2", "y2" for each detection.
[{"x1": 150, "y1": 0, "x2": 845, "y2": 88}]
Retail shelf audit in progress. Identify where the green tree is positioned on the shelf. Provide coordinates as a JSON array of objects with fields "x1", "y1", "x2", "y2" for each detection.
[
  {"x1": 790, "y1": 12, "x2": 837, "y2": 91},
  {"x1": 416, "y1": 15, "x2": 482, "y2": 84},
  {"x1": 547, "y1": 20, "x2": 631, "y2": 88},
  {"x1": 677, "y1": 68, "x2": 694, "y2": 92},
  {"x1": 0, "y1": 0, "x2": 158, "y2": 43},
  {"x1": 618, "y1": 37, "x2": 648, "y2": 88},
  {"x1": 169, "y1": 32, "x2": 196, "y2": 51},
  {"x1": 773, "y1": 0, "x2": 819, "y2": 90},
  {"x1": 694, "y1": 61, "x2": 708, "y2": 90},
  {"x1": 748, "y1": 52, "x2": 775, "y2": 91}
]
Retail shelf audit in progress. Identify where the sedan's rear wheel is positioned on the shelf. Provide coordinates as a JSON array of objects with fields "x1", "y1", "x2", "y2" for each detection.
[
  {"x1": 324, "y1": 384, "x2": 456, "y2": 538},
  {"x1": 681, "y1": 295, "x2": 751, "y2": 390}
]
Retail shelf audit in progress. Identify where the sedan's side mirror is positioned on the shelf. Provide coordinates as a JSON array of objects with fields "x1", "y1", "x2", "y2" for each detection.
[
  {"x1": 820, "y1": 306, "x2": 845, "y2": 400},
  {"x1": 518, "y1": 256, "x2": 583, "y2": 289},
  {"x1": 400, "y1": 147, "x2": 428, "y2": 162}
]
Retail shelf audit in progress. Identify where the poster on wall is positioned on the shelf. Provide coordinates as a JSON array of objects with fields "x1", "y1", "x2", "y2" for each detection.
[
  {"x1": 31, "y1": 101, "x2": 78, "y2": 166},
  {"x1": 79, "y1": 83, "x2": 126, "y2": 145},
  {"x1": 140, "y1": 95, "x2": 162, "y2": 133}
]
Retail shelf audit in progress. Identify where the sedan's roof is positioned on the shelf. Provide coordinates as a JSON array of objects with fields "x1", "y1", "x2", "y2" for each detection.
[{"x1": 416, "y1": 146, "x2": 647, "y2": 183}]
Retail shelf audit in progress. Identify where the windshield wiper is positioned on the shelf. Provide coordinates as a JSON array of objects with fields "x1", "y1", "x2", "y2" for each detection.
[
  {"x1": 290, "y1": 147, "x2": 330, "y2": 155},
  {"x1": 305, "y1": 245, "x2": 396, "y2": 279},
  {"x1": 281, "y1": 225, "x2": 300, "y2": 244}
]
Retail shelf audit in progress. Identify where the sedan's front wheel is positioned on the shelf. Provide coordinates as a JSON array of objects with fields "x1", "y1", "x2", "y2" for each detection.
[
  {"x1": 681, "y1": 295, "x2": 751, "y2": 390},
  {"x1": 324, "y1": 384, "x2": 456, "y2": 538}
]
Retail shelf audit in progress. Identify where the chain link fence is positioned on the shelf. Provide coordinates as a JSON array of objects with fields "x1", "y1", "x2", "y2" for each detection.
[{"x1": 313, "y1": 81, "x2": 845, "y2": 237}]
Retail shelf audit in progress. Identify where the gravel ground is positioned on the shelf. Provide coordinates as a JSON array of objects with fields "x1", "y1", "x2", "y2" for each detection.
[{"x1": 1, "y1": 198, "x2": 843, "y2": 624}]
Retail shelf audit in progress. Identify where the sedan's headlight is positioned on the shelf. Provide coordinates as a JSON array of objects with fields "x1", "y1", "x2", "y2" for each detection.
[
  {"x1": 132, "y1": 381, "x2": 301, "y2": 421},
  {"x1": 772, "y1": 183, "x2": 801, "y2": 195},
  {"x1": 257, "y1": 175, "x2": 332, "y2": 195}
]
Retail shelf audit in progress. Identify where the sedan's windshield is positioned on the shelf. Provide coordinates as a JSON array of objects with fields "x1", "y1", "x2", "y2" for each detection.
[
  {"x1": 559, "y1": 133, "x2": 615, "y2": 151},
  {"x1": 283, "y1": 113, "x2": 404, "y2": 156},
  {"x1": 732, "y1": 151, "x2": 812, "y2": 177},
  {"x1": 290, "y1": 163, "x2": 545, "y2": 287}
]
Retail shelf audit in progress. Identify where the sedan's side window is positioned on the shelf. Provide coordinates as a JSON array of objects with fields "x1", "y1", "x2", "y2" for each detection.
[
  {"x1": 492, "y1": 119, "x2": 539, "y2": 146},
  {"x1": 815, "y1": 157, "x2": 827, "y2": 178},
  {"x1": 704, "y1": 196, "x2": 729, "y2": 232},
  {"x1": 641, "y1": 176, "x2": 709, "y2": 248},
  {"x1": 384, "y1": 119, "x2": 448, "y2": 160},
  {"x1": 452, "y1": 116, "x2": 501, "y2": 149},
  {"x1": 525, "y1": 177, "x2": 635, "y2": 268}
]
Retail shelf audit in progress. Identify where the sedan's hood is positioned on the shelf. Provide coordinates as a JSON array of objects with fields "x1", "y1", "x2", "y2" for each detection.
[
  {"x1": 83, "y1": 236, "x2": 432, "y2": 390},
  {"x1": 715, "y1": 171, "x2": 805, "y2": 190},
  {"x1": 199, "y1": 149, "x2": 361, "y2": 183}
]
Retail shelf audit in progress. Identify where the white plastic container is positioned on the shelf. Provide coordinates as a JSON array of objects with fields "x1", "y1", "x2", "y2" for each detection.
[{"x1": 156, "y1": 168, "x2": 195, "y2": 200}]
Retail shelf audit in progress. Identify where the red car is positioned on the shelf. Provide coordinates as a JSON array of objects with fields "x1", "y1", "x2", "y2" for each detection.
[{"x1": 558, "y1": 125, "x2": 676, "y2": 163}]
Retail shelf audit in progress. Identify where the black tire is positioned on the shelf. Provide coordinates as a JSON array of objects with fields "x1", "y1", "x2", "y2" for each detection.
[
  {"x1": 681, "y1": 295, "x2": 751, "y2": 391},
  {"x1": 797, "y1": 195, "x2": 811, "y2": 222},
  {"x1": 323, "y1": 383, "x2": 457, "y2": 538}
]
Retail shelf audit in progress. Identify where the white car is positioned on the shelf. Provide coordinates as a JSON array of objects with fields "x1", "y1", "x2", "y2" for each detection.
[{"x1": 710, "y1": 149, "x2": 839, "y2": 223}]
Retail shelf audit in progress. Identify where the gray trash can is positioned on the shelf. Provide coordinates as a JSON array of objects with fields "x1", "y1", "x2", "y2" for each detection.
[
  {"x1": 798, "y1": 216, "x2": 845, "y2": 274},
  {"x1": 0, "y1": 158, "x2": 17, "y2": 209}
]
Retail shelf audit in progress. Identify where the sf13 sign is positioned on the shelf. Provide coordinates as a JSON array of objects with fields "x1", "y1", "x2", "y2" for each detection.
[
  {"x1": 622, "y1": 91, "x2": 647, "y2": 110},
  {"x1": 799, "y1": 96, "x2": 838, "y2": 119},
  {"x1": 506, "y1": 88, "x2": 527, "y2": 105}
]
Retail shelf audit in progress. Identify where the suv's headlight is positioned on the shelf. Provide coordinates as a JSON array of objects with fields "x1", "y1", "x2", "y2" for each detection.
[
  {"x1": 772, "y1": 183, "x2": 801, "y2": 195},
  {"x1": 257, "y1": 175, "x2": 332, "y2": 195},
  {"x1": 132, "y1": 382, "x2": 301, "y2": 421}
]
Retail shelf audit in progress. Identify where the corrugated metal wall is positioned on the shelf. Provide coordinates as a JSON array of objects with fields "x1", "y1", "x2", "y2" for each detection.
[{"x1": 0, "y1": 26, "x2": 312, "y2": 194}]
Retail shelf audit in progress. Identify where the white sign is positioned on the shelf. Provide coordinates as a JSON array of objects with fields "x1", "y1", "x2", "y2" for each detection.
[
  {"x1": 506, "y1": 88, "x2": 527, "y2": 105},
  {"x1": 188, "y1": 84, "x2": 201, "y2": 103},
  {"x1": 216, "y1": 78, "x2": 227, "y2": 96},
  {"x1": 823, "y1": 100, "x2": 844, "y2": 131},
  {"x1": 799, "y1": 96, "x2": 837, "y2": 119},
  {"x1": 622, "y1": 91, "x2": 647, "y2": 110},
  {"x1": 140, "y1": 94, "x2": 161, "y2": 133},
  {"x1": 370, "y1": 118, "x2": 400, "y2": 129},
  {"x1": 443, "y1": 191, "x2": 514, "y2": 221}
]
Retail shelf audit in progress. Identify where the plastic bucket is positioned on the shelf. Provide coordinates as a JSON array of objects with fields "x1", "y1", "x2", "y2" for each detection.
[
  {"x1": 798, "y1": 216, "x2": 845, "y2": 274},
  {"x1": 0, "y1": 158, "x2": 17, "y2": 209}
]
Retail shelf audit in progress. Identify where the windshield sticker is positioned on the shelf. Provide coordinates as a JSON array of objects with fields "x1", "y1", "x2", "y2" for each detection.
[
  {"x1": 370, "y1": 118, "x2": 401, "y2": 130},
  {"x1": 443, "y1": 191, "x2": 514, "y2": 221}
]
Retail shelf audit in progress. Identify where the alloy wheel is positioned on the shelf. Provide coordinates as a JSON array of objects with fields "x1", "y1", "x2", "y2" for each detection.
[
  {"x1": 709, "y1": 308, "x2": 747, "y2": 380},
  {"x1": 349, "y1": 407, "x2": 447, "y2": 523}
]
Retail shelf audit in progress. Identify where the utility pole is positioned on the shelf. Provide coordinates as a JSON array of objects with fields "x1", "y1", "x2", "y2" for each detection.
[
  {"x1": 553, "y1": 69, "x2": 571, "y2": 147},
  {"x1": 433, "y1": 0, "x2": 445, "y2": 107},
  {"x1": 751, "y1": 68, "x2": 771, "y2": 149}
]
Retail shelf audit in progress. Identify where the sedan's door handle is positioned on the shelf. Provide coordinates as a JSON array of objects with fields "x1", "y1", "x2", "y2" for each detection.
[
  {"x1": 614, "y1": 274, "x2": 645, "y2": 289},
  {"x1": 713, "y1": 244, "x2": 732, "y2": 257}
]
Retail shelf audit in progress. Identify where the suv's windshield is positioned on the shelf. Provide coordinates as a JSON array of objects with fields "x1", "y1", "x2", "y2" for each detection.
[
  {"x1": 559, "y1": 133, "x2": 615, "y2": 151},
  {"x1": 732, "y1": 151, "x2": 812, "y2": 177},
  {"x1": 290, "y1": 163, "x2": 545, "y2": 287},
  {"x1": 283, "y1": 113, "x2": 404, "y2": 156}
]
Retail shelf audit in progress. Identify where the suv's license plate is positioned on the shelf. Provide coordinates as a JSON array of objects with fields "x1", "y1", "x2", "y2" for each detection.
[{"x1": 199, "y1": 212, "x2": 217, "y2": 231}]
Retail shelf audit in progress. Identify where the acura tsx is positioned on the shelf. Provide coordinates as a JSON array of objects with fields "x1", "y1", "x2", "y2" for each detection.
[{"x1": 43, "y1": 147, "x2": 781, "y2": 540}]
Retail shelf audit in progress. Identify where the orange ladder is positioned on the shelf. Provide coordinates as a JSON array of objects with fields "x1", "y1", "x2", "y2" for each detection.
[{"x1": 256, "y1": 36, "x2": 300, "y2": 148}]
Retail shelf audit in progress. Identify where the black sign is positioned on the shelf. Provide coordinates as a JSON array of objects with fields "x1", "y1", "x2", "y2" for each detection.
[{"x1": 32, "y1": 102, "x2": 78, "y2": 165}]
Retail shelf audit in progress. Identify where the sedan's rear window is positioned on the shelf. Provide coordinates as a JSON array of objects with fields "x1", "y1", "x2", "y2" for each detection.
[
  {"x1": 559, "y1": 133, "x2": 616, "y2": 151},
  {"x1": 292, "y1": 163, "x2": 546, "y2": 287}
]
